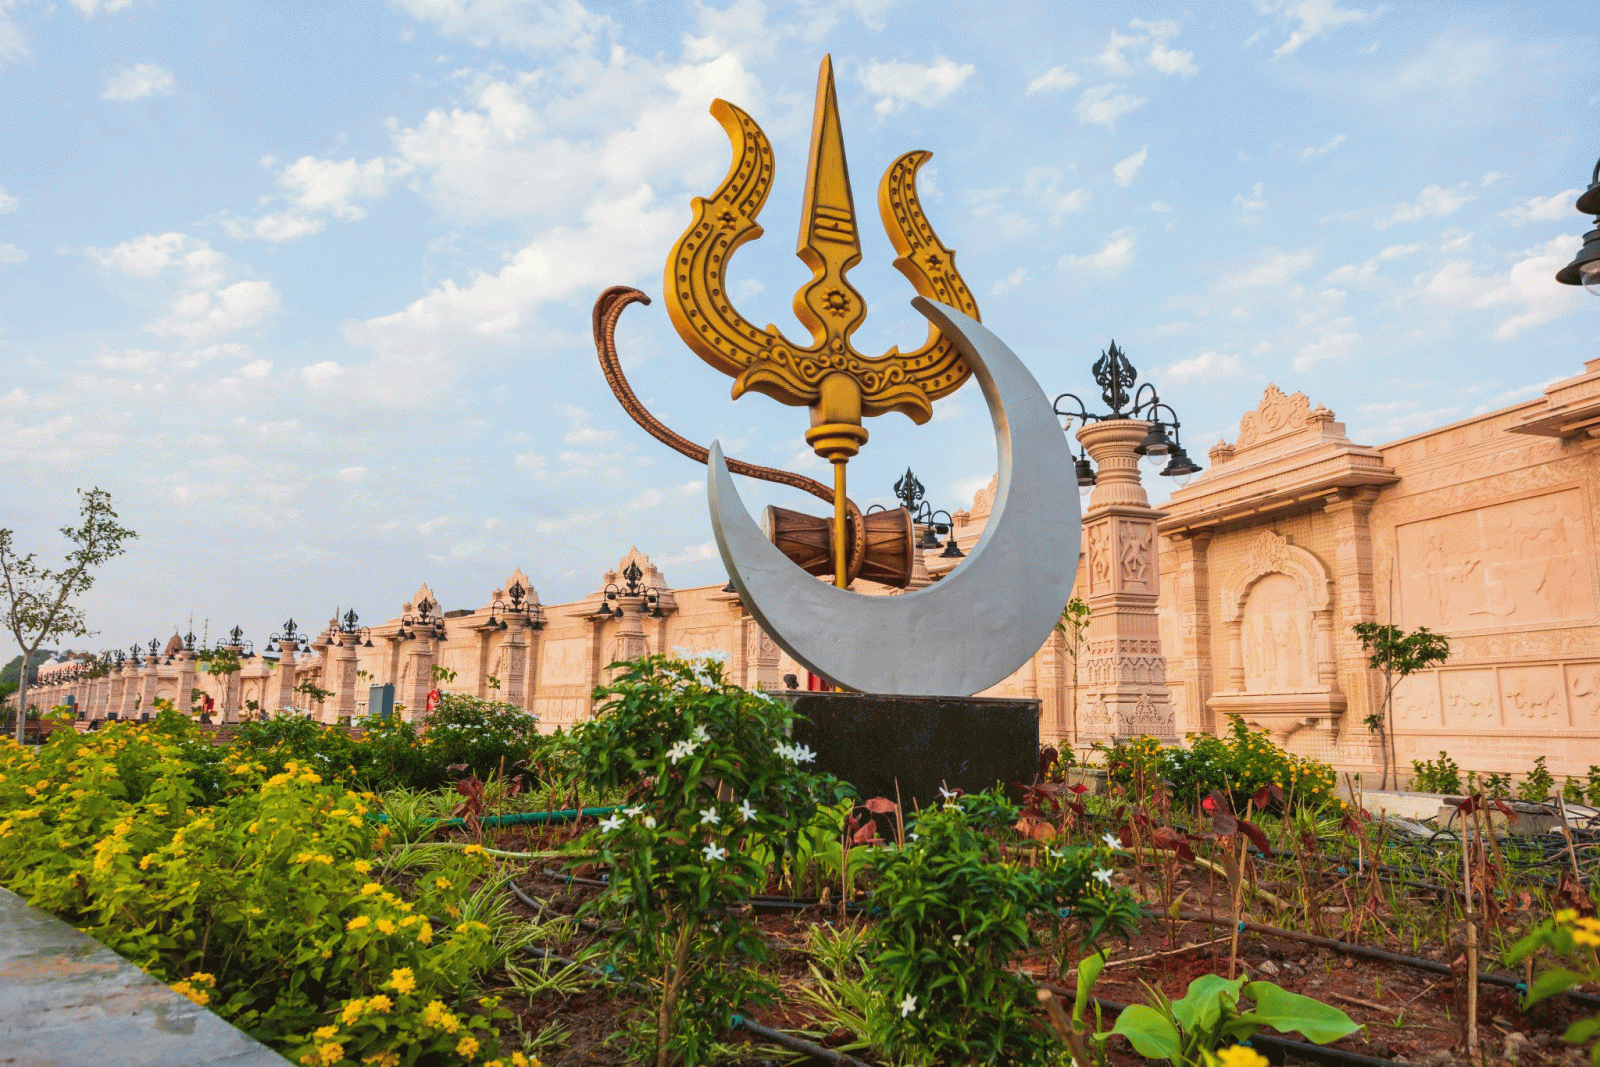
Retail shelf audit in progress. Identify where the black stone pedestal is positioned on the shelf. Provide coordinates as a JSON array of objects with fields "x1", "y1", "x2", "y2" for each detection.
[{"x1": 780, "y1": 691, "x2": 1039, "y2": 810}]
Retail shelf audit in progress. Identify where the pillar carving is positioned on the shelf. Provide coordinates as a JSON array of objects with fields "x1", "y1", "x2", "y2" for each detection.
[
  {"x1": 325, "y1": 633, "x2": 358, "y2": 723},
  {"x1": 137, "y1": 661, "x2": 159, "y2": 718},
  {"x1": 1076, "y1": 419, "x2": 1175, "y2": 743},
  {"x1": 1168, "y1": 529, "x2": 1215, "y2": 736},
  {"x1": 1323, "y1": 487, "x2": 1382, "y2": 763},
  {"x1": 401, "y1": 638, "x2": 435, "y2": 720},
  {"x1": 272, "y1": 645, "x2": 298, "y2": 714},
  {"x1": 173, "y1": 652, "x2": 197, "y2": 718}
]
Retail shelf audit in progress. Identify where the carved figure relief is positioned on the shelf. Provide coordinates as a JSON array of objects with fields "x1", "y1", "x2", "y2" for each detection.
[
  {"x1": 1241, "y1": 573, "x2": 1312, "y2": 692},
  {"x1": 1440, "y1": 669, "x2": 1499, "y2": 728},
  {"x1": 1087, "y1": 523, "x2": 1111, "y2": 594},
  {"x1": 1118, "y1": 520, "x2": 1153, "y2": 592},
  {"x1": 1390, "y1": 674, "x2": 1440, "y2": 727},
  {"x1": 539, "y1": 639, "x2": 590, "y2": 686},
  {"x1": 1569, "y1": 663, "x2": 1600, "y2": 728},
  {"x1": 1396, "y1": 488, "x2": 1594, "y2": 632},
  {"x1": 1499, "y1": 665, "x2": 1566, "y2": 725}
]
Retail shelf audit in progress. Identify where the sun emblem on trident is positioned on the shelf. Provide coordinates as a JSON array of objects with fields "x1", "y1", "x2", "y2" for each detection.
[{"x1": 662, "y1": 55, "x2": 980, "y2": 589}]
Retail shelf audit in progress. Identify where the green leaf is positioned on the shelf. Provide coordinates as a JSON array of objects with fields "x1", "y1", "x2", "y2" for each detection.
[
  {"x1": 1105, "y1": 1004, "x2": 1182, "y2": 1062},
  {"x1": 1171, "y1": 973, "x2": 1246, "y2": 1039},
  {"x1": 1242, "y1": 981, "x2": 1361, "y2": 1044},
  {"x1": 1562, "y1": 1015, "x2": 1600, "y2": 1045},
  {"x1": 1528, "y1": 968, "x2": 1587, "y2": 1007}
]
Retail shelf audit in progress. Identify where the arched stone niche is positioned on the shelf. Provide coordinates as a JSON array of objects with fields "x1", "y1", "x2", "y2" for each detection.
[{"x1": 1210, "y1": 530, "x2": 1345, "y2": 745}]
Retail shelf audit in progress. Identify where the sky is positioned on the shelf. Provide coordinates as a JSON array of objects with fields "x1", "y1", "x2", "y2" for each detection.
[{"x1": 1, "y1": 0, "x2": 1597, "y2": 664}]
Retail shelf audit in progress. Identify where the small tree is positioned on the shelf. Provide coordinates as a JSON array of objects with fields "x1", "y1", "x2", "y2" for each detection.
[
  {"x1": 1353, "y1": 622, "x2": 1450, "y2": 790},
  {"x1": 1056, "y1": 596, "x2": 1091, "y2": 746},
  {"x1": 1, "y1": 489, "x2": 136, "y2": 743},
  {"x1": 196, "y1": 645, "x2": 243, "y2": 721}
]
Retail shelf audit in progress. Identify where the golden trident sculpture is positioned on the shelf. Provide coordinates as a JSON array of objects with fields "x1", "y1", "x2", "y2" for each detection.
[{"x1": 664, "y1": 56, "x2": 980, "y2": 589}]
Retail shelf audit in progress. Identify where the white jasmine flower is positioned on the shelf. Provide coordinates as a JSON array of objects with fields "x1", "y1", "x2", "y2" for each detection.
[
  {"x1": 624, "y1": 805, "x2": 644, "y2": 818},
  {"x1": 598, "y1": 814, "x2": 624, "y2": 833},
  {"x1": 642, "y1": 815, "x2": 656, "y2": 829},
  {"x1": 1101, "y1": 832, "x2": 1121, "y2": 849},
  {"x1": 899, "y1": 993, "x2": 918, "y2": 1018},
  {"x1": 702, "y1": 843, "x2": 727, "y2": 862},
  {"x1": 666, "y1": 739, "x2": 699, "y2": 763},
  {"x1": 951, "y1": 933, "x2": 963, "y2": 946},
  {"x1": 699, "y1": 806, "x2": 721, "y2": 826},
  {"x1": 789, "y1": 743, "x2": 816, "y2": 764},
  {"x1": 907, "y1": 831, "x2": 920, "y2": 842},
  {"x1": 938, "y1": 785, "x2": 959, "y2": 801},
  {"x1": 691, "y1": 724, "x2": 710, "y2": 743},
  {"x1": 736, "y1": 799, "x2": 757, "y2": 822},
  {"x1": 1092, "y1": 866, "x2": 1114, "y2": 885}
]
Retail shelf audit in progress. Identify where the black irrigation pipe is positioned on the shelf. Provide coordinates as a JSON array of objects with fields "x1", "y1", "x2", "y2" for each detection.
[
  {"x1": 729, "y1": 1014, "x2": 875, "y2": 1067},
  {"x1": 538, "y1": 868, "x2": 870, "y2": 915},
  {"x1": 1162, "y1": 909, "x2": 1600, "y2": 1012}
]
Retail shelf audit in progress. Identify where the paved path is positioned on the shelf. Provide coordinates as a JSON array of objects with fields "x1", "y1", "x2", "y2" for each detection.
[{"x1": 0, "y1": 887, "x2": 290, "y2": 1067}]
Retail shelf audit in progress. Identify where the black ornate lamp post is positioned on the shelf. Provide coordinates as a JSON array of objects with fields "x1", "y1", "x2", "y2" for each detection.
[
  {"x1": 1053, "y1": 340, "x2": 1203, "y2": 491},
  {"x1": 1556, "y1": 157, "x2": 1600, "y2": 295},
  {"x1": 491, "y1": 580, "x2": 547, "y2": 631},
  {"x1": 598, "y1": 561, "x2": 663, "y2": 618},
  {"x1": 396, "y1": 598, "x2": 447, "y2": 642},
  {"x1": 331, "y1": 609, "x2": 374, "y2": 648},
  {"x1": 267, "y1": 619, "x2": 310, "y2": 655},
  {"x1": 869, "y1": 466, "x2": 965, "y2": 559}
]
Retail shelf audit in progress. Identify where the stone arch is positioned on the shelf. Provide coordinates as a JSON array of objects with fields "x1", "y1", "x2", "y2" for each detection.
[{"x1": 1210, "y1": 530, "x2": 1345, "y2": 745}]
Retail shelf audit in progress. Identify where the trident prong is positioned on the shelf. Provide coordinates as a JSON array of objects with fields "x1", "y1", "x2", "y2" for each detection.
[{"x1": 663, "y1": 55, "x2": 980, "y2": 586}]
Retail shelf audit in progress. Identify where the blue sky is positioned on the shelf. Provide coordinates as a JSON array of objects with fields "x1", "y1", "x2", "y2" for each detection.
[{"x1": 2, "y1": 0, "x2": 1597, "y2": 662}]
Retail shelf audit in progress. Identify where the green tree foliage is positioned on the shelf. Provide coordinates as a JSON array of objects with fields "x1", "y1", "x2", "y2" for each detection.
[
  {"x1": 1352, "y1": 623, "x2": 1451, "y2": 790},
  {"x1": 1, "y1": 488, "x2": 136, "y2": 742}
]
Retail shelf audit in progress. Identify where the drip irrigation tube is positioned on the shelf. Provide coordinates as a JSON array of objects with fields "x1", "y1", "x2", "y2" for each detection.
[
  {"x1": 1162, "y1": 909, "x2": 1600, "y2": 1011},
  {"x1": 537, "y1": 868, "x2": 869, "y2": 915},
  {"x1": 369, "y1": 805, "x2": 620, "y2": 829},
  {"x1": 729, "y1": 1014, "x2": 874, "y2": 1067}
]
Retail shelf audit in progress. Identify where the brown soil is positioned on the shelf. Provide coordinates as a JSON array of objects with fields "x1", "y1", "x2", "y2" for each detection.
[{"x1": 462, "y1": 824, "x2": 1594, "y2": 1066}]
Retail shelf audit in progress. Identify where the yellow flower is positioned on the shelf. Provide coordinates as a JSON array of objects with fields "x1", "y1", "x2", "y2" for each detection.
[
  {"x1": 461, "y1": 844, "x2": 485, "y2": 855},
  {"x1": 360, "y1": 882, "x2": 382, "y2": 896},
  {"x1": 386, "y1": 968, "x2": 416, "y2": 995},
  {"x1": 353, "y1": 859, "x2": 371, "y2": 874},
  {"x1": 315, "y1": 1024, "x2": 339, "y2": 1041},
  {"x1": 345, "y1": 916, "x2": 370, "y2": 932},
  {"x1": 1213, "y1": 1046, "x2": 1270, "y2": 1067},
  {"x1": 1575, "y1": 928, "x2": 1600, "y2": 948},
  {"x1": 139, "y1": 854, "x2": 154, "y2": 870},
  {"x1": 456, "y1": 1036, "x2": 480, "y2": 1060},
  {"x1": 1556, "y1": 908, "x2": 1580, "y2": 924},
  {"x1": 314, "y1": 1042, "x2": 343, "y2": 1066},
  {"x1": 375, "y1": 919, "x2": 396, "y2": 935},
  {"x1": 361, "y1": 1053, "x2": 399, "y2": 1067},
  {"x1": 439, "y1": 1012, "x2": 460, "y2": 1034},
  {"x1": 341, "y1": 1000, "x2": 365, "y2": 1025},
  {"x1": 434, "y1": 876, "x2": 452, "y2": 890},
  {"x1": 511, "y1": 1054, "x2": 536, "y2": 1067},
  {"x1": 421, "y1": 1001, "x2": 447, "y2": 1027},
  {"x1": 365, "y1": 995, "x2": 392, "y2": 1014},
  {"x1": 417, "y1": 921, "x2": 433, "y2": 944}
]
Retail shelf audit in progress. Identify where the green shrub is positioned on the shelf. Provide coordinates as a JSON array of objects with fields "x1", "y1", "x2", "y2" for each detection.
[
  {"x1": 1102, "y1": 717, "x2": 1338, "y2": 811},
  {"x1": 866, "y1": 797, "x2": 1139, "y2": 1066},
  {"x1": 1409, "y1": 751, "x2": 1462, "y2": 794},
  {"x1": 562, "y1": 653, "x2": 831, "y2": 1067}
]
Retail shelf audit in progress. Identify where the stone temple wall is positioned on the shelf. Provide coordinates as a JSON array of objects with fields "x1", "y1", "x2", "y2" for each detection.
[{"x1": 19, "y1": 355, "x2": 1600, "y2": 783}]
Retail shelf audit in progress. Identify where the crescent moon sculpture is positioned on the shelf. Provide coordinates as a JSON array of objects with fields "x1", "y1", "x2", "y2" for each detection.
[{"x1": 709, "y1": 298, "x2": 1080, "y2": 697}]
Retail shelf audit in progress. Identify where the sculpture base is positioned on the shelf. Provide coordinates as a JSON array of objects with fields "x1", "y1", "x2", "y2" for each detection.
[{"x1": 780, "y1": 692, "x2": 1039, "y2": 810}]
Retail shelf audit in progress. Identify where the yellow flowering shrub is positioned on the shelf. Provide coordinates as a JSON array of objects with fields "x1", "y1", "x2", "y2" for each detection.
[
  {"x1": 1508, "y1": 908, "x2": 1600, "y2": 1062},
  {"x1": 1100, "y1": 716, "x2": 1338, "y2": 811},
  {"x1": 0, "y1": 716, "x2": 508, "y2": 1066}
]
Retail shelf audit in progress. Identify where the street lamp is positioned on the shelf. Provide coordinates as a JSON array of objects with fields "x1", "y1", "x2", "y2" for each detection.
[
  {"x1": 267, "y1": 619, "x2": 310, "y2": 655},
  {"x1": 500, "y1": 580, "x2": 547, "y2": 631},
  {"x1": 397, "y1": 598, "x2": 447, "y2": 642},
  {"x1": 331, "y1": 609, "x2": 374, "y2": 648},
  {"x1": 868, "y1": 467, "x2": 965, "y2": 559},
  {"x1": 1053, "y1": 340, "x2": 1203, "y2": 490},
  {"x1": 599, "y1": 561, "x2": 663, "y2": 618},
  {"x1": 1556, "y1": 157, "x2": 1600, "y2": 296}
]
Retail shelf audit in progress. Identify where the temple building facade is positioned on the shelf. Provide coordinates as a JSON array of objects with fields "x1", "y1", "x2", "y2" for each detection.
[{"x1": 19, "y1": 355, "x2": 1600, "y2": 782}]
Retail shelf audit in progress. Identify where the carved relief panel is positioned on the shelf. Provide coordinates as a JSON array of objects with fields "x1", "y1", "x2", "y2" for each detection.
[
  {"x1": 1117, "y1": 519, "x2": 1156, "y2": 594},
  {"x1": 538, "y1": 638, "x2": 590, "y2": 687},
  {"x1": 1240, "y1": 572, "x2": 1314, "y2": 693},
  {"x1": 1396, "y1": 488, "x2": 1594, "y2": 633},
  {"x1": 1086, "y1": 523, "x2": 1112, "y2": 596}
]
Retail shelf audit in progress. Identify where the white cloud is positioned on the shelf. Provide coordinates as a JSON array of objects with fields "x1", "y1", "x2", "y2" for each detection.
[
  {"x1": 102, "y1": 62, "x2": 175, "y2": 101},
  {"x1": 70, "y1": 0, "x2": 134, "y2": 12},
  {"x1": 1501, "y1": 188, "x2": 1582, "y2": 226},
  {"x1": 1234, "y1": 182, "x2": 1266, "y2": 214},
  {"x1": 1096, "y1": 19, "x2": 1197, "y2": 78},
  {"x1": 1162, "y1": 350, "x2": 1242, "y2": 383},
  {"x1": 1223, "y1": 248, "x2": 1315, "y2": 289},
  {"x1": 991, "y1": 268, "x2": 1027, "y2": 295},
  {"x1": 0, "y1": 243, "x2": 25, "y2": 264},
  {"x1": 1076, "y1": 84, "x2": 1145, "y2": 130},
  {"x1": 1298, "y1": 133, "x2": 1346, "y2": 159},
  {"x1": 859, "y1": 56, "x2": 974, "y2": 116},
  {"x1": 1113, "y1": 146, "x2": 1148, "y2": 187},
  {"x1": 1021, "y1": 167, "x2": 1090, "y2": 222},
  {"x1": 1026, "y1": 66, "x2": 1079, "y2": 94},
  {"x1": 1409, "y1": 233, "x2": 1585, "y2": 339},
  {"x1": 1059, "y1": 231, "x2": 1136, "y2": 276},
  {"x1": 0, "y1": 187, "x2": 15, "y2": 213},
  {"x1": 88, "y1": 233, "x2": 278, "y2": 342},
  {"x1": 1294, "y1": 328, "x2": 1360, "y2": 371},
  {"x1": 1378, "y1": 183, "x2": 1474, "y2": 228},
  {"x1": 1324, "y1": 242, "x2": 1421, "y2": 285},
  {"x1": 237, "y1": 154, "x2": 412, "y2": 242},
  {"x1": 392, "y1": 0, "x2": 616, "y2": 55},
  {"x1": 1258, "y1": 0, "x2": 1378, "y2": 59}
]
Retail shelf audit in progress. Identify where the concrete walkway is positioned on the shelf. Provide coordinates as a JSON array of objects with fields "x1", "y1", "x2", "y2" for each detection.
[{"x1": 0, "y1": 887, "x2": 290, "y2": 1067}]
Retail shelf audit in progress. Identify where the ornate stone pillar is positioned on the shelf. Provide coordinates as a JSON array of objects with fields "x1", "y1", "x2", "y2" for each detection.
[
  {"x1": 496, "y1": 625, "x2": 526, "y2": 706},
  {"x1": 609, "y1": 601, "x2": 648, "y2": 676},
  {"x1": 401, "y1": 637, "x2": 436, "y2": 721},
  {"x1": 173, "y1": 652, "x2": 197, "y2": 718},
  {"x1": 1168, "y1": 529, "x2": 1215, "y2": 736},
  {"x1": 272, "y1": 644, "x2": 298, "y2": 714},
  {"x1": 1077, "y1": 419, "x2": 1175, "y2": 742},
  {"x1": 137, "y1": 659, "x2": 160, "y2": 718},
  {"x1": 324, "y1": 632, "x2": 358, "y2": 723},
  {"x1": 1324, "y1": 487, "x2": 1382, "y2": 763}
]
